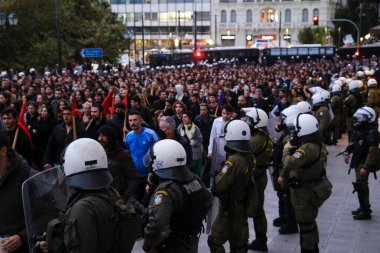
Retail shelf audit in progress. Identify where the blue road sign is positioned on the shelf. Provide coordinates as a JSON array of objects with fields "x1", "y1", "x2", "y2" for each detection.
[{"x1": 80, "y1": 48, "x2": 103, "y2": 58}]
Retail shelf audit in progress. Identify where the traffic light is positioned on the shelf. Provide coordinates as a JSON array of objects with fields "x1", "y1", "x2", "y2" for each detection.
[
  {"x1": 354, "y1": 50, "x2": 360, "y2": 58},
  {"x1": 193, "y1": 50, "x2": 204, "y2": 61},
  {"x1": 313, "y1": 16, "x2": 319, "y2": 26}
]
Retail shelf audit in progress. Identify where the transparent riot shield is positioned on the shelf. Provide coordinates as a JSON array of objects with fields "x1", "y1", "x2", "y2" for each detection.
[
  {"x1": 22, "y1": 167, "x2": 67, "y2": 253},
  {"x1": 267, "y1": 116, "x2": 281, "y2": 141},
  {"x1": 206, "y1": 136, "x2": 226, "y2": 233}
]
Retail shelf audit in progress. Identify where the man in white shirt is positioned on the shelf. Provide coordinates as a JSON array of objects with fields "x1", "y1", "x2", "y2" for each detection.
[{"x1": 207, "y1": 105, "x2": 233, "y2": 158}]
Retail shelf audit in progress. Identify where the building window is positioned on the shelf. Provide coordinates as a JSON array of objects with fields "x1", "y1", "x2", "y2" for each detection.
[
  {"x1": 260, "y1": 8, "x2": 279, "y2": 23},
  {"x1": 197, "y1": 11, "x2": 211, "y2": 21},
  {"x1": 285, "y1": 9, "x2": 291, "y2": 22},
  {"x1": 231, "y1": 10, "x2": 236, "y2": 23},
  {"x1": 246, "y1": 10, "x2": 252, "y2": 23},
  {"x1": 302, "y1": 8, "x2": 308, "y2": 22},
  {"x1": 313, "y1": 8, "x2": 319, "y2": 17},
  {"x1": 221, "y1": 10, "x2": 227, "y2": 23},
  {"x1": 243, "y1": 0, "x2": 254, "y2": 2}
]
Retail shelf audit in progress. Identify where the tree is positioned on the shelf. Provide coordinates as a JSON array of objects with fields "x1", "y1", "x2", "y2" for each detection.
[
  {"x1": 298, "y1": 27, "x2": 327, "y2": 45},
  {"x1": 331, "y1": 0, "x2": 378, "y2": 46},
  {"x1": 0, "y1": 0, "x2": 126, "y2": 70}
]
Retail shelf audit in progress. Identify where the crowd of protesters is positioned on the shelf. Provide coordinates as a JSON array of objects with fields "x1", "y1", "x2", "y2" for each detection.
[{"x1": 0, "y1": 57, "x2": 379, "y2": 174}]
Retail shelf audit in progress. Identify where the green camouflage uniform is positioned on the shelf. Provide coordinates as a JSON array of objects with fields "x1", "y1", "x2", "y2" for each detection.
[
  {"x1": 209, "y1": 152, "x2": 254, "y2": 253},
  {"x1": 249, "y1": 129, "x2": 273, "y2": 243},
  {"x1": 143, "y1": 177, "x2": 212, "y2": 253},
  {"x1": 330, "y1": 94, "x2": 343, "y2": 142},
  {"x1": 281, "y1": 142, "x2": 330, "y2": 253},
  {"x1": 61, "y1": 190, "x2": 119, "y2": 253},
  {"x1": 314, "y1": 106, "x2": 330, "y2": 141},
  {"x1": 344, "y1": 94, "x2": 357, "y2": 141}
]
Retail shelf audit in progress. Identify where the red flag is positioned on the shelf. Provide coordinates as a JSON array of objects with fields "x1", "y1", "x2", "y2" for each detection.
[
  {"x1": 70, "y1": 98, "x2": 82, "y2": 120},
  {"x1": 122, "y1": 95, "x2": 128, "y2": 110},
  {"x1": 109, "y1": 95, "x2": 115, "y2": 116},
  {"x1": 102, "y1": 86, "x2": 116, "y2": 116},
  {"x1": 18, "y1": 102, "x2": 34, "y2": 149}
]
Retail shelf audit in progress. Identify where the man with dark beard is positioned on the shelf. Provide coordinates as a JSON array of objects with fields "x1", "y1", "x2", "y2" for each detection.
[{"x1": 97, "y1": 125, "x2": 139, "y2": 201}]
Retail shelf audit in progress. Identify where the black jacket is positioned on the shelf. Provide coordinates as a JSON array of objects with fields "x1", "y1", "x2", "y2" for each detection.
[
  {"x1": 107, "y1": 145, "x2": 139, "y2": 201},
  {"x1": 0, "y1": 150, "x2": 37, "y2": 253},
  {"x1": 194, "y1": 114, "x2": 214, "y2": 150},
  {"x1": 6, "y1": 129, "x2": 35, "y2": 167},
  {"x1": 43, "y1": 122, "x2": 85, "y2": 165}
]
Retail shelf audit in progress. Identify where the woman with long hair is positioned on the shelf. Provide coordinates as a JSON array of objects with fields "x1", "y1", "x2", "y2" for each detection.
[{"x1": 177, "y1": 112, "x2": 203, "y2": 177}]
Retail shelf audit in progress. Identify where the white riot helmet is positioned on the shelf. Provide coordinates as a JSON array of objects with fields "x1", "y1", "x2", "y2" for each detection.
[
  {"x1": 308, "y1": 86, "x2": 324, "y2": 94},
  {"x1": 338, "y1": 77, "x2": 347, "y2": 84},
  {"x1": 297, "y1": 101, "x2": 312, "y2": 114},
  {"x1": 356, "y1": 71, "x2": 364, "y2": 78},
  {"x1": 331, "y1": 84, "x2": 341, "y2": 93},
  {"x1": 63, "y1": 138, "x2": 112, "y2": 190},
  {"x1": 311, "y1": 93, "x2": 325, "y2": 106},
  {"x1": 293, "y1": 114, "x2": 319, "y2": 137},
  {"x1": 224, "y1": 120, "x2": 251, "y2": 152},
  {"x1": 281, "y1": 105, "x2": 301, "y2": 127},
  {"x1": 353, "y1": 106, "x2": 376, "y2": 129},
  {"x1": 348, "y1": 80, "x2": 359, "y2": 91},
  {"x1": 246, "y1": 107, "x2": 268, "y2": 128},
  {"x1": 364, "y1": 70, "x2": 371, "y2": 76},
  {"x1": 333, "y1": 80, "x2": 343, "y2": 87},
  {"x1": 368, "y1": 79, "x2": 377, "y2": 88},
  {"x1": 143, "y1": 139, "x2": 192, "y2": 181},
  {"x1": 320, "y1": 90, "x2": 330, "y2": 101}
]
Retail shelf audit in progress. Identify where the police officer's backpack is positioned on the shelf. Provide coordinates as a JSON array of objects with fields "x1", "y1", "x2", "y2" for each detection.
[{"x1": 47, "y1": 187, "x2": 142, "y2": 253}]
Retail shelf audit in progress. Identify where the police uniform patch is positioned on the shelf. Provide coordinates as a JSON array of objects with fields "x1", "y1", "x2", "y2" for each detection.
[
  {"x1": 221, "y1": 165, "x2": 229, "y2": 174},
  {"x1": 293, "y1": 149, "x2": 305, "y2": 159},
  {"x1": 153, "y1": 194, "x2": 163, "y2": 205},
  {"x1": 221, "y1": 161, "x2": 233, "y2": 174}
]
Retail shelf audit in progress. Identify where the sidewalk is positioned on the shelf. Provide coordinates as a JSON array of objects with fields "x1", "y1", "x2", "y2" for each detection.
[{"x1": 132, "y1": 135, "x2": 380, "y2": 252}]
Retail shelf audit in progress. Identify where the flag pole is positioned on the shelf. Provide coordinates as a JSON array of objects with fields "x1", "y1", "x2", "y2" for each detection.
[{"x1": 12, "y1": 128, "x2": 20, "y2": 149}]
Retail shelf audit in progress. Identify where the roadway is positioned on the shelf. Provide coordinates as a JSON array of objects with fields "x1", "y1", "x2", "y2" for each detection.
[{"x1": 132, "y1": 134, "x2": 380, "y2": 252}]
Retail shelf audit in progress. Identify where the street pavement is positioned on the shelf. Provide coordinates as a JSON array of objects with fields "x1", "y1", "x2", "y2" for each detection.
[{"x1": 132, "y1": 134, "x2": 380, "y2": 252}]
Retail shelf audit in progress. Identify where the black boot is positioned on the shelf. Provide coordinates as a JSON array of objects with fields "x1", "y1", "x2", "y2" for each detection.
[
  {"x1": 353, "y1": 211, "x2": 372, "y2": 220},
  {"x1": 278, "y1": 224, "x2": 298, "y2": 234},
  {"x1": 351, "y1": 207, "x2": 361, "y2": 215},
  {"x1": 247, "y1": 234, "x2": 268, "y2": 252},
  {"x1": 273, "y1": 217, "x2": 283, "y2": 227}
]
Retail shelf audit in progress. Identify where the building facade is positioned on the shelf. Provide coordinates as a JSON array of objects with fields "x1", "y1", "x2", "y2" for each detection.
[
  {"x1": 213, "y1": 0, "x2": 339, "y2": 47},
  {"x1": 109, "y1": 0, "x2": 339, "y2": 62},
  {"x1": 110, "y1": 0, "x2": 212, "y2": 61}
]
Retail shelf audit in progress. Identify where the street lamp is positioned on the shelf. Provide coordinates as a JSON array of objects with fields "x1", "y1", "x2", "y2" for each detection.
[{"x1": 0, "y1": 11, "x2": 18, "y2": 27}]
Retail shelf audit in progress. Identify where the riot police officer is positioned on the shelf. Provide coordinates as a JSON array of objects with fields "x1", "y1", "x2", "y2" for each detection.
[
  {"x1": 272, "y1": 106, "x2": 299, "y2": 235},
  {"x1": 43, "y1": 138, "x2": 139, "y2": 253},
  {"x1": 278, "y1": 114, "x2": 332, "y2": 253},
  {"x1": 208, "y1": 120, "x2": 254, "y2": 253},
  {"x1": 330, "y1": 85, "x2": 344, "y2": 144},
  {"x1": 366, "y1": 79, "x2": 380, "y2": 116},
  {"x1": 344, "y1": 80, "x2": 363, "y2": 141},
  {"x1": 142, "y1": 139, "x2": 212, "y2": 253},
  {"x1": 245, "y1": 108, "x2": 273, "y2": 252},
  {"x1": 343, "y1": 106, "x2": 379, "y2": 220},
  {"x1": 311, "y1": 93, "x2": 330, "y2": 142}
]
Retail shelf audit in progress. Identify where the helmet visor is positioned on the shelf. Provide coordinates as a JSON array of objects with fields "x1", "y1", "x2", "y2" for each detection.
[{"x1": 143, "y1": 149, "x2": 153, "y2": 168}]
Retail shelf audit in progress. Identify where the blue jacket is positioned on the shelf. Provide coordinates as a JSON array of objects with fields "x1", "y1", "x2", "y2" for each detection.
[{"x1": 125, "y1": 127, "x2": 159, "y2": 177}]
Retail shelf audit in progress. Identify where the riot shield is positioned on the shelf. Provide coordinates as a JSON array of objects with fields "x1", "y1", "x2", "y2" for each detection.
[
  {"x1": 206, "y1": 136, "x2": 226, "y2": 234},
  {"x1": 267, "y1": 116, "x2": 281, "y2": 141},
  {"x1": 22, "y1": 167, "x2": 67, "y2": 253}
]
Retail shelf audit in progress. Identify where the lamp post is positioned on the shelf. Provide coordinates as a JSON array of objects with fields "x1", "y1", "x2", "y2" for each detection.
[{"x1": 54, "y1": 0, "x2": 62, "y2": 72}]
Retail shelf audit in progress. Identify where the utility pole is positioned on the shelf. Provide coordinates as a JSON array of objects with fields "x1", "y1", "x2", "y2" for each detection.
[
  {"x1": 178, "y1": 10, "x2": 182, "y2": 65},
  {"x1": 193, "y1": 10, "x2": 197, "y2": 51},
  {"x1": 358, "y1": 3, "x2": 363, "y2": 43},
  {"x1": 142, "y1": 14, "x2": 145, "y2": 65},
  {"x1": 278, "y1": 11, "x2": 282, "y2": 47},
  {"x1": 134, "y1": 16, "x2": 137, "y2": 65},
  {"x1": 54, "y1": 0, "x2": 62, "y2": 71},
  {"x1": 214, "y1": 15, "x2": 217, "y2": 47}
]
